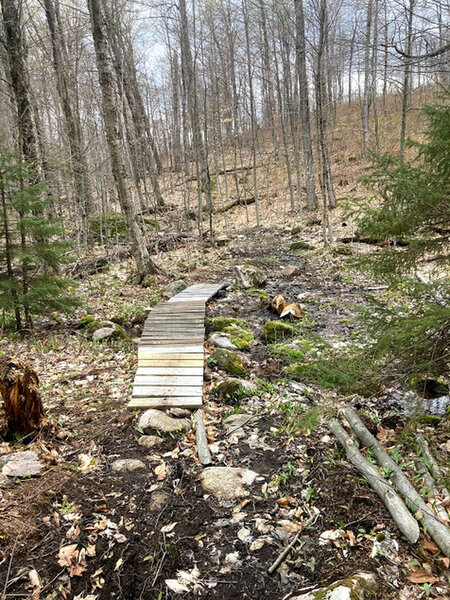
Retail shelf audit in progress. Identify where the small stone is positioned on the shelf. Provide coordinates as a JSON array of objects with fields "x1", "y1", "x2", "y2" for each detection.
[
  {"x1": 234, "y1": 264, "x2": 267, "y2": 289},
  {"x1": 149, "y1": 490, "x2": 169, "y2": 511},
  {"x1": 162, "y1": 280, "x2": 187, "y2": 299},
  {"x1": 138, "y1": 409, "x2": 190, "y2": 433},
  {"x1": 199, "y1": 466, "x2": 258, "y2": 499},
  {"x1": 111, "y1": 458, "x2": 146, "y2": 472},
  {"x1": 282, "y1": 265, "x2": 301, "y2": 277},
  {"x1": 208, "y1": 333, "x2": 237, "y2": 350},
  {"x1": 138, "y1": 435, "x2": 164, "y2": 449},
  {"x1": 1, "y1": 451, "x2": 42, "y2": 477}
]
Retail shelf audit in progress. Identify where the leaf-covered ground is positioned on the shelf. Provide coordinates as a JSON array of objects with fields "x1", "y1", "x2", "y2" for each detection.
[{"x1": 1, "y1": 222, "x2": 449, "y2": 600}]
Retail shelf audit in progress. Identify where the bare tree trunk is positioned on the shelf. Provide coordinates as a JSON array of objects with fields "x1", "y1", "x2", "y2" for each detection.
[
  {"x1": 400, "y1": 0, "x2": 415, "y2": 159},
  {"x1": 43, "y1": 0, "x2": 93, "y2": 243},
  {"x1": 243, "y1": 0, "x2": 261, "y2": 226},
  {"x1": 315, "y1": 0, "x2": 336, "y2": 247},
  {"x1": 1, "y1": 0, "x2": 40, "y2": 181},
  {"x1": 104, "y1": 0, "x2": 164, "y2": 207},
  {"x1": 87, "y1": 0, "x2": 157, "y2": 280},
  {"x1": 294, "y1": 0, "x2": 316, "y2": 210},
  {"x1": 362, "y1": 0, "x2": 373, "y2": 150},
  {"x1": 178, "y1": 0, "x2": 213, "y2": 241}
]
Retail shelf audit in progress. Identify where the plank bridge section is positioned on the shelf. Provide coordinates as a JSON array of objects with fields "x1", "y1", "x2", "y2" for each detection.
[{"x1": 128, "y1": 283, "x2": 226, "y2": 410}]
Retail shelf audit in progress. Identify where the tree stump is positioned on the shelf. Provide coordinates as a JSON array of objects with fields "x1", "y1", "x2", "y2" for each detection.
[{"x1": 0, "y1": 357, "x2": 45, "y2": 437}]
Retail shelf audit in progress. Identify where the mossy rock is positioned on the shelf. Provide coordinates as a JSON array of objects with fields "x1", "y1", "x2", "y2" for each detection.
[
  {"x1": 290, "y1": 241, "x2": 316, "y2": 252},
  {"x1": 85, "y1": 319, "x2": 127, "y2": 339},
  {"x1": 222, "y1": 325, "x2": 254, "y2": 351},
  {"x1": 331, "y1": 246, "x2": 352, "y2": 257},
  {"x1": 261, "y1": 320, "x2": 298, "y2": 343},
  {"x1": 211, "y1": 348, "x2": 247, "y2": 377},
  {"x1": 206, "y1": 316, "x2": 247, "y2": 333},
  {"x1": 77, "y1": 315, "x2": 96, "y2": 329},
  {"x1": 216, "y1": 378, "x2": 255, "y2": 402}
]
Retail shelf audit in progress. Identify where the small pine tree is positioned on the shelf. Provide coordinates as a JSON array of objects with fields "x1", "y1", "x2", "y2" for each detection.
[
  {"x1": 0, "y1": 142, "x2": 80, "y2": 330},
  {"x1": 352, "y1": 89, "x2": 449, "y2": 384}
]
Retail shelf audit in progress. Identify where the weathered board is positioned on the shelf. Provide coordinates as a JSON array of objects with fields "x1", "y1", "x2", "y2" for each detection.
[{"x1": 129, "y1": 282, "x2": 226, "y2": 410}]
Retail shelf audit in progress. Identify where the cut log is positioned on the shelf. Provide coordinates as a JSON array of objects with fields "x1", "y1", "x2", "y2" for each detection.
[
  {"x1": 0, "y1": 357, "x2": 45, "y2": 436},
  {"x1": 329, "y1": 418, "x2": 420, "y2": 544},
  {"x1": 195, "y1": 409, "x2": 212, "y2": 466},
  {"x1": 416, "y1": 434, "x2": 450, "y2": 499},
  {"x1": 343, "y1": 408, "x2": 450, "y2": 556}
]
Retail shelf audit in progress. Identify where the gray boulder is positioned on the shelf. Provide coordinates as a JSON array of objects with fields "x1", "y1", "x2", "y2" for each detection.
[
  {"x1": 138, "y1": 409, "x2": 190, "y2": 433},
  {"x1": 199, "y1": 466, "x2": 258, "y2": 499},
  {"x1": 208, "y1": 333, "x2": 237, "y2": 350},
  {"x1": 234, "y1": 265, "x2": 266, "y2": 289},
  {"x1": 1, "y1": 451, "x2": 42, "y2": 477}
]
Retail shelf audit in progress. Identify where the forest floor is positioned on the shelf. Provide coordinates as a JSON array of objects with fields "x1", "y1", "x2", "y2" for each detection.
[{"x1": 1, "y1": 197, "x2": 449, "y2": 599}]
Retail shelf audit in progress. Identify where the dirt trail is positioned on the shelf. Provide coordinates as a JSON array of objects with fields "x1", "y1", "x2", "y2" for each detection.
[{"x1": 1, "y1": 227, "x2": 448, "y2": 599}]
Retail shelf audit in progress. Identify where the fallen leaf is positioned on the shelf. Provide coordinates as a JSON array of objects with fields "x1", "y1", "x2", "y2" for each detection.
[
  {"x1": 165, "y1": 579, "x2": 189, "y2": 593},
  {"x1": 161, "y1": 522, "x2": 177, "y2": 534},
  {"x1": 237, "y1": 527, "x2": 250, "y2": 541},
  {"x1": 423, "y1": 540, "x2": 440, "y2": 553},
  {"x1": 250, "y1": 539, "x2": 265, "y2": 551},
  {"x1": 29, "y1": 569, "x2": 40, "y2": 600},
  {"x1": 406, "y1": 569, "x2": 437, "y2": 584},
  {"x1": 279, "y1": 519, "x2": 300, "y2": 533},
  {"x1": 58, "y1": 544, "x2": 78, "y2": 568},
  {"x1": 114, "y1": 558, "x2": 124, "y2": 571}
]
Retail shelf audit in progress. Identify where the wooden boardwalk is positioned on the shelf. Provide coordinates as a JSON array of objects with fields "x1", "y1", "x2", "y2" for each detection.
[{"x1": 128, "y1": 283, "x2": 226, "y2": 410}]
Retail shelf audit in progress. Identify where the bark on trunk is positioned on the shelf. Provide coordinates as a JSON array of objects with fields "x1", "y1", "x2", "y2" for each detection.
[
  {"x1": 87, "y1": 0, "x2": 157, "y2": 280},
  {"x1": 294, "y1": 0, "x2": 316, "y2": 210}
]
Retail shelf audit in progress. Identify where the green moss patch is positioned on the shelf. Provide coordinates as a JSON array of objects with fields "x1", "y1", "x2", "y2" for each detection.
[
  {"x1": 211, "y1": 348, "x2": 247, "y2": 377},
  {"x1": 222, "y1": 325, "x2": 254, "y2": 350},
  {"x1": 290, "y1": 241, "x2": 316, "y2": 251},
  {"x1": 261, "y1": 320, "x2": 298, "y2": 343}
]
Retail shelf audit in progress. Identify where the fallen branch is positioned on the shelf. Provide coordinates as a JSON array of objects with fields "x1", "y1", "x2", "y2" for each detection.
[
  {"x1": 195, "y1": 410, "x2": 212, "y2": 466},
  {"x1": 268, "y1": 513, "x2": 316, "y2": 574},
  {"x1": 339, "y1": 235, "x2": 408, "y2": 247},
  {"x1": 329, "y1": 418, "x2": 420, "y2": 544},
  {"x1": 416, "y1": 434, "x2": 449, "y2": 499},
  {"x1": 343, "y1": 408, "x2": 450, "y2": 556},
  {"x1": 215, "y1": 197, "x2": 255, "y2": 214}
]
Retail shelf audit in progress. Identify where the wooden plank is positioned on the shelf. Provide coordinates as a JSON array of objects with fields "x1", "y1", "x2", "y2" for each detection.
[
  {"x1": 195, "y1": 409, "x2": 212, "y2": 465},
  {"x1": 139, "y1": 341, "x2": 204, "y2": 347},
  {"x1": 138, "y1": 346, "x2": 204, "y2": 354},
  {"x1": 136, "y1": 367, "x2": 204, "y2": 376},
  {"x1": 141, "y1": 329, "x2": 205, "y2": 335},
  {"x1": 132, "y1": 385, "x2": 202, "y2": 397},
  {"x1": 133, "y1": 375, "x2": 203, "y2": 386},
  {"x1": 138, "y1": 359, "x2": 204, "y2": 367},
  {"x1": 128, "y1": 397, "x2": 202, "y2": 409}
]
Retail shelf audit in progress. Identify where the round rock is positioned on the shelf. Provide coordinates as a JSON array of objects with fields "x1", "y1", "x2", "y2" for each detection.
[
  {"x1": 199, "y1": 466, "x2": 258, "y2": 499},
  {"x1": 111, "y1": 458, "x2": 147, "y2": 472},
  {"x1": 138, "y1": 409, "x2": 190, "y2": 433}
]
